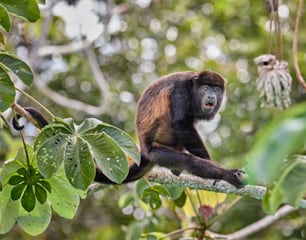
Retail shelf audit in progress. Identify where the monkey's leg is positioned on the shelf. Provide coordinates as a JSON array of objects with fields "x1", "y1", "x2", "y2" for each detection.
[{"x1": 149, "y1": 146, "x2": 244, "y2": 188}]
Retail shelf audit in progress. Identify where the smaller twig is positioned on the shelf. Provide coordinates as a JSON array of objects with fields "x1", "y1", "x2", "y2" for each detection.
[
  {"x1": 293, "y1": 0, "x2": 306, "y2": 90},
  {"x1": 38, "y1": 41, "x2": 92, "y2": 57},
  {"x1": 15, "y1": 87, "x2": 55, "y2": 119}
]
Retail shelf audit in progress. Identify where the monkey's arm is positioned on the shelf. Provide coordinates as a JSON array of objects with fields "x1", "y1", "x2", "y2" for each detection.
[
  {"x1": 149, "y1": 145, "x2": 244, "y2": 188},
  {"x1": 173, "y1": 121, "x2": 211, "y2": 159},
  {"x1": 170, "y1": 83, "x2": 211, "y2": 159}
]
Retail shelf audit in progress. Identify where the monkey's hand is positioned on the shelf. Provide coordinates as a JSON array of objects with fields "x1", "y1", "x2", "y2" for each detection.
[{"x1": 222, "y1": 169, "x2": 245, "y2": 188}]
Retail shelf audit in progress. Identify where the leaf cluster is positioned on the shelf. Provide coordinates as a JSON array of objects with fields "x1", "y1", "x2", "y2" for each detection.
[{"x1": 247, "y1": 102, "x2": 306, "y2": 213}]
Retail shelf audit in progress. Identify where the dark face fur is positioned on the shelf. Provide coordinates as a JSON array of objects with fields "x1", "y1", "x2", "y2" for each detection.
[
  {"x1": 192, "y1": 71, "x2": 225, "y2": 120},
  {"x1": 199, "y1": 85, "x2": 223, "y2": 113}
]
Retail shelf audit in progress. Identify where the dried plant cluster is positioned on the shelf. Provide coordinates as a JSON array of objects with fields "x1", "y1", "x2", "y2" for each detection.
[{"x1": 254, "y1": 54, "x2": 292, "y2": 110}]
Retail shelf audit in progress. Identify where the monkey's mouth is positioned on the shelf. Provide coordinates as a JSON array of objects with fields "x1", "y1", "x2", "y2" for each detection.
[
  {"x1": 203, "y1": 101, "x2": 216, "y2": 110},
  {"x1": 204, "y1": 103, "x2": 215, "y2": 109}
]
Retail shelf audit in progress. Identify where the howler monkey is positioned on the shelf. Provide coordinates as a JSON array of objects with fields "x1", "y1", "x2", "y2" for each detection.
[
  {"x1": 14, "y1": 71, "x2": 244, "y2": 188},
  {"x1": 95, "y1": 70, "x2": 244, "y2": 188}
]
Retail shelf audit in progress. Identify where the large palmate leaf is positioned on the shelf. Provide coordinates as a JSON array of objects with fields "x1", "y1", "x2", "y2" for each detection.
[{"x1": 35, "y1": 118, "x2": 140, "y2": 190}]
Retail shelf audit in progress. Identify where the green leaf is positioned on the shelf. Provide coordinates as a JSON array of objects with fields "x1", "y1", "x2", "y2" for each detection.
[
  {"x1": 83, "y1": 132, "x2": 128, "y2": 184},
  {"x1": 48, "y1": 175, "x2": 80, "y2": 219},
  {"x1": 17, "y1": 167, "x2": 28, "y2": 177},
  {"x1": 246, "y1": 109, "x2": 306, "y2": 186},
  {"x1": 11, "y1": 183, "x2": 26, "y2": 200},
  {"x1": 36, "y1": 133, "x2": 70, "y2": 178},
  {"x1": 262, "y1": 186, "x2": 283, "y2": 214},
  {"x1": 34, "y1": 123, "x2": 72, "y2": 150},
  {"x1": 21, "y1": 185, "x2": 36, "y2": 212},
  {"x1": 8, "y1": 175, "x2": 24, "y2": 185},
  {"x1": 142, "y1": 189, "x2": 162, "y2": 210},
  {"x1": 0, "y1": 185, "x2": 19, "y2": 234},
  {"x1": 0, "y1": 51, "x2": 33, "y2": 86},
  {"x1": 0, "y1": 5, "x2": 10, "y2": 31},
  {"x1": 135, "y1": 178, "x2": 150, "y2": 198},
  {"x1": 281, "y1": 157, "x2": 306, "y2": 206},
  {"x1": 141, "y1": 185, "x2": 169, "y2": 210},
  {"x1": 0, "y1": 66, "x2": 15, "y2": 112},
  {"x1": 0, "y1": 0, "x2": 40, "y2": 22},
  {"x1": 262, "y1": 158, "x2": 298, "y2": 213},
  {"x1": 76, "y1": 118, "x2": 102, "y2": 134},
  {"x1": 39, "y1": 180, "x2": 51, "y2": 193},
  {"x1": 64, "y1": 137, "x2": 95, "y2": 190},
  {"x1": 35, "y1": 118, "x2": 136, "y2": 186},
  {"x1": 90, "y1": 123, "x2": 140, "y2": 165},
  {"x1": 17, "y1": 201, "x2": 51, "y2": 236},
  {"x1": 173, "y1": 191, "x2": 186, "y2": 207},
  {"x1": 34, "y1": 184, "x2": 47, "y2": 204},
  {"x1": 164, "y1": 185, "x2": 185, "y2": 200}
]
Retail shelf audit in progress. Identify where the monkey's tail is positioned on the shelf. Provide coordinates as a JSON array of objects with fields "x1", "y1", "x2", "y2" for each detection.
[
  {"x1": 94, "y1": 155, "x2": 154, "y2": 184},
  {"x1": 12, "y1": 107, "x2": 49, "y2": 130}
]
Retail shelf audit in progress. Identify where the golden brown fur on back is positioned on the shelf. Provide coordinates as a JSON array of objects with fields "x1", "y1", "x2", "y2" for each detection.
[{"x1": 136, "y1": 71, "x2": 198, "y2": 152}]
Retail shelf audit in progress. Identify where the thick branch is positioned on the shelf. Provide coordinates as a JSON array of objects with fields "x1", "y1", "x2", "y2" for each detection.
[
  {"x1": 147, "y1": 168, "x2": 306, "y2": 208},
  {"x1": 88, "y1": 168, "x2": 306, "y2": 209}
]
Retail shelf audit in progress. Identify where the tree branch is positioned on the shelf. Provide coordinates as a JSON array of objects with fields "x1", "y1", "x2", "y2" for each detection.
[
  {"x1": 147, "y1": 168, "x2": 306, "y2": 208},
  {"x1": 88, "y1": 168, "x2": 306, "y2": 209},
  {"x1": 209, "y1": 205, "x2": 297, "y2": 239}
]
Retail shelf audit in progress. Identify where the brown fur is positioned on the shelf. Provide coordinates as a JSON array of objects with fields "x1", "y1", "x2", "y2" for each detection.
[{"x1": 136, "y1": 71, "x2": 198, "y2": 152}]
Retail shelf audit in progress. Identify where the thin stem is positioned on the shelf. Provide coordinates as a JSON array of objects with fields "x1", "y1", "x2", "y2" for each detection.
[
  {"x1": 186, "y1": 189, "x2": 205, "y2": 226},
  {"x1": 15, "y1": 87, "x2": 56, "y2": 119},
  {"x1": 0, "y1": 113, "x2": 10, "y2": 128},
  {"x1": 292, "y1": 0, "x2": 306, "y2": 90},
  {"x1": 14, "y1": 111, "x2": 31, "y2": 168},
  {"x1": 142, "y1": 176, "x2": 153, "y2": 187}
]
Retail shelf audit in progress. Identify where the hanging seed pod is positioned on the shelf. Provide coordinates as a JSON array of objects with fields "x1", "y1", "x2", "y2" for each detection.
[{"x1": 254, "y1": 54, "x2": 292, "y2": 110}]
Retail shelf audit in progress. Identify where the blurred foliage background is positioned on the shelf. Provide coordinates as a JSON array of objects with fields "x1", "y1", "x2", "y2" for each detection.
[{"x1": 0, "y1": 0, "x2": 305, "y2": 239}]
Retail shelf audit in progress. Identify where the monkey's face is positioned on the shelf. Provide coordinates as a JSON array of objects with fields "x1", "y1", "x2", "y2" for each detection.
[{"x1": 196, "y1": 84, "x2": 223, "y2": 118}]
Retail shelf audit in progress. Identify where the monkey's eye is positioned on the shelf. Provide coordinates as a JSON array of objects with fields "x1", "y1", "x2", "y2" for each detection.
[
  {"x1": 213, "y1": 87, "x2": 221, "y2": 92},
  {"x1": 202, "y1": 85, "x2": 210, "y2": 91}
]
